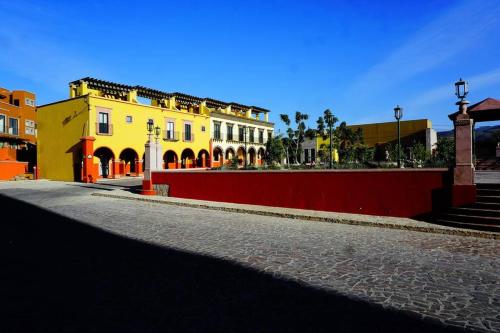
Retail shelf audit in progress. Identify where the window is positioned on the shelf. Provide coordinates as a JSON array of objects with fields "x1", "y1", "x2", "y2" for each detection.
[
  {"x1": 184, "y1": 123, "x2": 192, "y2": 141},
  {"x1": 267, "y1": 130, "x2": 273, "y2": 140},
  {"x1": 249, "y1": 128, "x2": 255, "y2": 143},
  {"x1": 25, "y1": 98, "x2": 35, "y2": 107},
  {"x1": 13, "y1": 99, "x2": 19, "y2": 107},
  {"x1": 98, "y1": 112, "x2": 109, "y2": 134},
  {"x1": 238, "y1": 126, "x2": 245, "y2": 142},
  {"x1": 214, "y1": 122, "x2": 221, "y2": 140},
  {"x1": 166, "y1": 121, "x2": 175, "y2": 140},
  {"x1": 201, "y1": 126, "x2": 206, "y2": 132},
  {"x1": 304, "y1": 149, "x2": 309, "y2": 163},
  {"x1": 9, "y1": 118, "x2": 19, "y2": 135},
  {"x1": 227, "y1": 124, "x2": 233, "y2": 141},
  {"x1": 311, "y1": 149, "x2": 316, "y2": 162},
  {"x1": 0, "y1": 115, "x2": 5, "y2": 133},
  {"x1": 259, "y1": 130, "x2": 264, "y2": 143},
  {"x1": 126, "y1": 115, "x2": 133, "y2": 123},
  {"x1": 25, "y1": 119, "x2": 36, "y2": 135}
]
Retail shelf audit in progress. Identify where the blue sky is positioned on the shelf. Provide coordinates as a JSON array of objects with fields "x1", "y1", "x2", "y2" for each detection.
[{"x1": 1, "y1": 0, "x2": 500, "y2": 134}]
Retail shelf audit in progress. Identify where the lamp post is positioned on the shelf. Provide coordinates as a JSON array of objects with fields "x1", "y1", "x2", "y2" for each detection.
[
  {"x1": 147, "y1": 119, "x2": 154, "y2": 143},
  {"x1": 244, "y1": 125, "x2": 248, "y2": 169},
  {"x1": 394, "y1": 105, "x2": 403, "y2": 168},
  {"x1": 154, "y1": 125, "x2": 161, "y2": 144}
]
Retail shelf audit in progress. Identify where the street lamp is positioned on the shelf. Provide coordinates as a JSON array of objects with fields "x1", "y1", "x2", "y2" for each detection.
[
  {"x1": 455, "y1": 78, "x2": 468, "y2": 102},
  {"x1": 147, "y1": 119, "x2": 154, "y2": 142},
  {"x1": 394, "y1": 105, "x2": 403, "y2": 168},
  {"x1": 154, "y1": 125, "x2": 161, "y2": 144},
  {"x1": 243, "y1": 125, "x2": 248, "y2": 168}
]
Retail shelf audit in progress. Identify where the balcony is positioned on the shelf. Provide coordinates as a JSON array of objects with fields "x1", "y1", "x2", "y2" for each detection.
[
  {"x1": 163, "y1": 130, "x2": 179, "y2": 141},
  {"x1": 182, "y1": 132, "x2": 194, "y2": 142},
  {"x1": 96, "y1": 122, "x2": 113, "y2": 135}
]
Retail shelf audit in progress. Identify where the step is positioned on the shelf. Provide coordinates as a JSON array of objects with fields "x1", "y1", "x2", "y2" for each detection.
[
  {"x1": 435, "y1": 219, "x2": 500, "y2": 233},
  {"x1": 476, "y1": 183, "x2": 500, "y2": 190},
  {"x1": 438, "y1": 213, "x2": 500, "y2": 225},
  {"x1": 477, "y1": 195, "x2": 500, "y2": 203},
  {"x1": 449, "y1": 206, "x2": 500, "y2": 218},
  {"x1": 477, "y1": 188, "x2": 500, "y2": 196},
  {"x1": 467, "y1": 201, "x2": 500, "y2": 210}
]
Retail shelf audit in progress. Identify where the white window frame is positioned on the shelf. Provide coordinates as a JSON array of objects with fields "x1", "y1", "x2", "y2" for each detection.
[
  {"x1": 0, "y1": 113, "x2": 6, "y2": 133},
  {"x1": 8, "y1": 117, "x2": 19, "y2": 135}
]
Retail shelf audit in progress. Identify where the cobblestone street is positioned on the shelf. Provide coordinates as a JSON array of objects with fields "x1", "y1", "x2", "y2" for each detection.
[{"x1": 1, "y1": 180, "x2": 499, "y2": 332}]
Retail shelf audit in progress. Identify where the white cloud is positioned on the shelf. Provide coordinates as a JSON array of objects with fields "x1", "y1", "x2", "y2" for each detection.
[{"x1": 347, "y1": 0, "x2": 500, "y2": 98}]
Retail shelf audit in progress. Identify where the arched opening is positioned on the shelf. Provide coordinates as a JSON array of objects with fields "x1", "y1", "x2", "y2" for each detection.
[
  {"x1": 248, "y1": 147, "x2": 256, "y2": 166},
  {"x1": 164, "y1": 150, "x2": 178, "y2": 169},
  {"x1": 197, "y1": 149, "x2": 210, "y2": 168},
  {"x1": 213, "y1": 147, "x2": 223, "y2": 167},
  {"x1": 181, "y1": 148, "x2": 195, "y2": 169},
  {"x1": 94, "y1": 147, "x2": 115, "y2": 178},
  {"x1": 257, "y1": 147, "x2": 265, "y2": 166},
  {"x1": 237, "y1": 146, "x2": 246, "y2": 166},
  {"x1": 119, "y1": 148, "x2": 138, "y2": 176},
  {"x1": 225, "y1": 147, "x2": 235, "y2": 166}
]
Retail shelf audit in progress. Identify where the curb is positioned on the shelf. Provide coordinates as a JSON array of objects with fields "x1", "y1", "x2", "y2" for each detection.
[{"x1": 91, "y1": 192, "x2": 500, "y2": 240}]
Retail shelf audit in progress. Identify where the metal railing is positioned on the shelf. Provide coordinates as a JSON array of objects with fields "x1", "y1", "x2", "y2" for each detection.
[
  {"x1": 96, "y1": 122, "x2": 113, "y2": 135},
  {"x1": 163, "y1": 130, "x2": 179, "y2": 141},
  {"x1": 182, "y1": 132, "x2": 194, "y2": 142}
]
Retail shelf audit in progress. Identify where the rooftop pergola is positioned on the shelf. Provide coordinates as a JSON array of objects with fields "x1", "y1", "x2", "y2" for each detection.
[
  {"x1": 70, "y1": 77, "x2": 269, "y2": 113},
  {"x1": 448, "y1": 97, "x2": 500, "y2": 123}
]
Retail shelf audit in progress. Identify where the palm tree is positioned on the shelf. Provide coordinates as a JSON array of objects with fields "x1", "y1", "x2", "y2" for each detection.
[
  {"x1": 317, "y1": 109, "x2": 338, "y2": 168},
  {"x1": 280, "y1": 114, "x2": 291, "y2": 165}
]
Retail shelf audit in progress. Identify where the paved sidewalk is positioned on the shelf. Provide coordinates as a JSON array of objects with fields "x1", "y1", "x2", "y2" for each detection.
[
  {"x1": 93, "y1": 189, "x2": 499, "y2": 240},
  {"x1": 1, "y1": 180, "x2": 499, "y2": 332}
]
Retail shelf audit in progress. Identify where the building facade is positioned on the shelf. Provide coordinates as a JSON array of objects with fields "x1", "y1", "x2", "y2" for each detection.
[
  {"x1": 0, "y1": 87, "x2": 37, "y2": 179},
  {"x1": 210, "y1": 105, "x2": 273, "y2": 167},
  {"x1": 300, "y1": 119, "x2": 436, "y2": 164},
  {"x1": 37, "y1": 78, "x2": 273, "y2": 182}
]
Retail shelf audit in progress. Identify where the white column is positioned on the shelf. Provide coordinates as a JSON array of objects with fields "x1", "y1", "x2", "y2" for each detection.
[
  {"x1": 155, "y1": 142, "x2": 163, "y2": 170},
  {"x1": 144, "y1": 141, "x2": 157, "y2": 181}
]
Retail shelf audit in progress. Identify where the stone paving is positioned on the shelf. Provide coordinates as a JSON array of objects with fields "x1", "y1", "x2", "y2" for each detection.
[{"x1": 1, "y1": 180, "x2": 499, "y2": 332}]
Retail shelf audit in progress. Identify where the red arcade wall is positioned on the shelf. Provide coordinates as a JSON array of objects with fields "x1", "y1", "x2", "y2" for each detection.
[{"x1": 151, "y1": 169, "x2": 454, "y2": 218}]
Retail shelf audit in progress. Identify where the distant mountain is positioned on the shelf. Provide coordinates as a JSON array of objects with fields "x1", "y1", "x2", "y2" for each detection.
[
  {"x1": 438, "y1": 124, "x2": 500, "y2": 141},
  {"x1": 438, "y1": 124, "x2": 500, "y2": 158}
]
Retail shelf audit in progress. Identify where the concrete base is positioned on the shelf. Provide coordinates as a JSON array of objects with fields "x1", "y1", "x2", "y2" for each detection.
[
  {"x1": 451, "y1": 184, "x2": 476, "y2": 207},
  {"x1": 141, "y1": 179, "x2": 156, "y2": 196}
]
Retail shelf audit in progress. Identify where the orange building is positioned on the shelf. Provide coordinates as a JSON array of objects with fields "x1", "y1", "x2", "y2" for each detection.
[{"x1": 0, "y1": 87, "x2": 37, "y2": 180}]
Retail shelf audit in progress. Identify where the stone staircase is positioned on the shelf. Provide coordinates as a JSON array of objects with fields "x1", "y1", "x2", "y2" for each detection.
[
  {"x1": 475, "y1": 158, "x2": 499, "y2": 170},
  {"x1": 432, "y1": 183, "x2": 500, "y2": 233}
]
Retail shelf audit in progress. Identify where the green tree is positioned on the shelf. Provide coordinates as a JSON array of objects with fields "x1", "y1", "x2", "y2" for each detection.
[
  {"x1": 435, "y1": 137, "x2": 455, "y2": 167},
  {"x1": 280, "y1": 111, "x2": 309, "y2": 164},
  {"x1": 316, "y1": 109, "x2": 338, "y2": 168},
  {"x1": 265, "y1": 135, "x2": 285, "y2": 166}
]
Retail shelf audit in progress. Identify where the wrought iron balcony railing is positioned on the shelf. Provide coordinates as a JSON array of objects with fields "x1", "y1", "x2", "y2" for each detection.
[
  {"x1": 163, "y1": 130, "x2": 179, "y2": 141},
  {"x1": 96, "y1": 122, "x2": 113, "y2": 135}
]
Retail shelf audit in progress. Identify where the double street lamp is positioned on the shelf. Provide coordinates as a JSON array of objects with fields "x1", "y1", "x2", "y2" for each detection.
[{"x1": 394, "y1": 105, "x2": 403, "y2": 168}]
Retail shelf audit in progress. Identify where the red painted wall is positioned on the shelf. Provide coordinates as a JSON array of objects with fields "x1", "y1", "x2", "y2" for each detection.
[
  {"x1": 151, "y1": 169, "x2": 453, "y2": 218},
  {"x1": 0, "y1": 161, "x2": 28, "y2": 180}
]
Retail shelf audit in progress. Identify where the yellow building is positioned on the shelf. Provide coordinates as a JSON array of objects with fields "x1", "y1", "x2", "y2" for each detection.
[
  {"x1": 347, "y1": 119, "x2": 434, "y2": 148},
  {"x1": 301, "y1": 119, "x2": 436, "y2": 164},
  {"x1": 37, "y1": 78, "x2": 213, "y2": 182}
]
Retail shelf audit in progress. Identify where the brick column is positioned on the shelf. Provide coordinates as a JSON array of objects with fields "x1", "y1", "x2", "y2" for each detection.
[
  {"x1": 80, "y1": 136, "x2": 96, "y2": 183},
  {"x1": 452, "y1": 101, "x2": 476, "y2": 206}
]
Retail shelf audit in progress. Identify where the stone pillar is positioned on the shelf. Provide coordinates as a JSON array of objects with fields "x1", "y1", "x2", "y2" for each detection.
[
  {"x1": 155, "y1": 141, "x2": 163, "y2": 170},
  {"x1": 142, "y1": 141, "x2": 157, "y2": 195},
  {"x1": 112, "y1": 160, "x2": 121, "y2": 178},
  {"x1": 209, "y1": 139, "x2": 213, "y2": 168},
  {"x1": 120, "y1": 160, "x2": 126, "y2": 176},
  {"x1": 80, "y1": 136, "x2": 96, "y2": 183},
  {"x1": 135, "y1": 160, "x2": 143, "y2": 175},
  {"x1": 452, "y1": 101, "x2": 476, "y2": 206}
]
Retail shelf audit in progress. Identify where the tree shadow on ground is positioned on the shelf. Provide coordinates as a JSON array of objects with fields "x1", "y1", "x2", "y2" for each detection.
[{"x1": 0, "y1": 194, "x2": 463, "y2": 333}]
